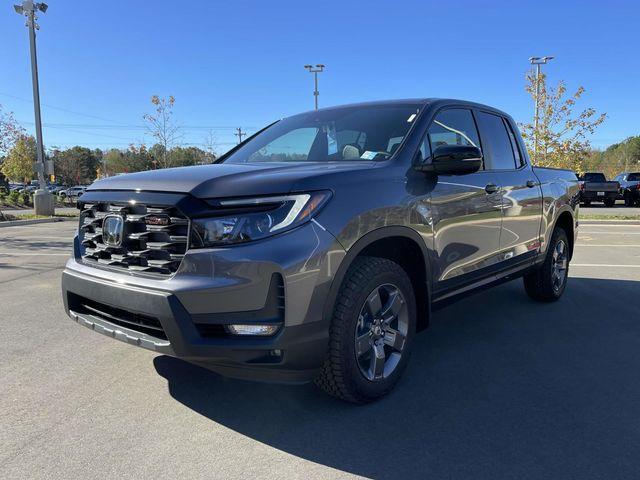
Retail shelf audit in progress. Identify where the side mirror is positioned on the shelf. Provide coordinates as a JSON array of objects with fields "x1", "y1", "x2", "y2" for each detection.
[{"x1": 415, "y1": 145, "x2": 483, "y2": 175}]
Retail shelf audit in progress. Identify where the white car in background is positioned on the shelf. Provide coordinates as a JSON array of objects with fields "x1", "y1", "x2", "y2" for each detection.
[{"x1": 60, "y1": 186, "x2": 87, "y2": 199}]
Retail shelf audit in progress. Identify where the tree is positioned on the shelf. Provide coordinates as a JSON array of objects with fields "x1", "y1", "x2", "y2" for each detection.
[
  {"x1": 170, "y1": 145, "x2": 208, "y2": 167},
  {"x1": 52, "y1": 146, "x2": 100, "y2": 185},
  {"x1": 519, "y1": 72, "x2": 606, "y2": 173},
  {"x1": 202, "y1": 129, "x2": 218, "y2": 163},
  {"x1": 143, "y1": 95, "x2": 181, "y2": 168},
  {"x1": 1, "y1": 135, "x2": 36, "y2": 184},
  {"x1": 0, "y1": 104, "x2": 25, "y2": 155}
]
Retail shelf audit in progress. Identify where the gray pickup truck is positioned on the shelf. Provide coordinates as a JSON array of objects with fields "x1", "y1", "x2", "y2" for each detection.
[{"x1": 62, "y1": 99, "x2": 579, "y2": 403}]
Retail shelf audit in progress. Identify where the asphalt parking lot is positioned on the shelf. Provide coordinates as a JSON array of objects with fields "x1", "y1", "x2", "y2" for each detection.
[{"x1": 1, "y1": 221, "x2": 640, "y2": 479}]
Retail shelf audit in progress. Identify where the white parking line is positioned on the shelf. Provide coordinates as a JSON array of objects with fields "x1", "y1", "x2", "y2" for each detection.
[
  {"x1": 572, "y1": 264, "x2": 640, "y2": 268},
  {"x1": 0, "y1": 253, "x2": 70, "y2": 256},
  {"x1": 575, "y1": 244, "x2": 640, "y2": 247},
  {"x1": 578, "y1": 231, "x2": 640, "y2": 235}
]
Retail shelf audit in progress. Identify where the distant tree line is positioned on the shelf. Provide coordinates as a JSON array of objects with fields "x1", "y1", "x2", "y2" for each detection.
[
  {"x1": 583, "y1": 136, "x2": 640, "y2": 178},
  {"x1": 1, "y1": 96, "x2": 216, "y2": 186}
]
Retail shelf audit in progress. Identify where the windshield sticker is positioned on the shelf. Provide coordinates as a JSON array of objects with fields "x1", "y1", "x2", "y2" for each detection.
[{"x1": 360, "y1": 151, "x2": 378, "y2": 160}]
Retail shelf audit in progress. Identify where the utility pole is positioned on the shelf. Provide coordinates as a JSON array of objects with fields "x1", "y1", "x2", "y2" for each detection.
[
  {"x1": 235, "y1": 127, "x2": 246, "y2": 144},
  {"x1": 529, "y1": 56, "x2": 554, "y2": 165},
  {"x1": 14, "y1": 0, "x2": 54, "y2": 215},
  {"x1": 304, "y1": 64, "x2": 325, "y2": 110}
]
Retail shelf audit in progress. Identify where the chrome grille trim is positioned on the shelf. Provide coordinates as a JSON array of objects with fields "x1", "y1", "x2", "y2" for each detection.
[{"x1": 78, "y1": 202, "x2": 189, "y2": 276}]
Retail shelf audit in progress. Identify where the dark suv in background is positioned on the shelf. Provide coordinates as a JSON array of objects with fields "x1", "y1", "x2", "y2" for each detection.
[
  {"x1": 615, "y1": 172, "x2": 640, "y2": 206},
  {"x1": 62, "y1": 99, "x2": 578, "y2": 403}
]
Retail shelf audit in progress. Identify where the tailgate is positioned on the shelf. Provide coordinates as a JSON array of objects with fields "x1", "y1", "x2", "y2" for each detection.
[{"x1": 584, "y1": 182, "x2": 619, "y2": 192}]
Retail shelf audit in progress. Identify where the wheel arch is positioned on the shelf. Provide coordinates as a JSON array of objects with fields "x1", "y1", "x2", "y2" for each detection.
[
  {"x1": 324, "y1": 227, "x2": 432, "y2": 331},
  {"x1": 552, "y1": 209, "x2": 576, "y2": 260}
]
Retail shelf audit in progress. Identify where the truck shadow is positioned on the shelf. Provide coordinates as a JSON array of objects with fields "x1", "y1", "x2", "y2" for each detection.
[{"x1": 154, "y1": 276, "x2": 640, "y2": 479}]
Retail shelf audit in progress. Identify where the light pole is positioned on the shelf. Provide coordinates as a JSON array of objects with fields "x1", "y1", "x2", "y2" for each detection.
[
  {"x1": 529, "y1": 56, "x2": 554, "y2": 164},
  {"x1": 14, "y1": 0, "x2": 54, "y2": 215},
  {"x1": 304, "y1": 64, "x2": 325, "y2": 110}
]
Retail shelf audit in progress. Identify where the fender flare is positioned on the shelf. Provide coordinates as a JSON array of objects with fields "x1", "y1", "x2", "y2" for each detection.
[{"x1": 322, "y1": 226, "x2": 432, "y2": 325}]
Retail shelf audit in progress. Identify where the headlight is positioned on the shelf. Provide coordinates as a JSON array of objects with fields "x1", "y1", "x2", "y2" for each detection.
[{"x1": 190, "y1": 191, "x2": 331, "y2": 248}]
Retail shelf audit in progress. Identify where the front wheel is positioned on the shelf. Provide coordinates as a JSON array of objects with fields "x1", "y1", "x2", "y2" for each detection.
[
  {"x1": 523, "y1": 228, "x2": 570, "y2": 302},
  {"x1": 315, "y1": 256, "x2": 416, "y2": 403}
]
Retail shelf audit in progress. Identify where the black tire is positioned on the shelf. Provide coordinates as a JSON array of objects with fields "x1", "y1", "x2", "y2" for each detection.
[
  {"x1": 523, "y1": 228, "x2": 570, "y2": 302},
  {"x1": 604, "y1": 198, "x2": 615, "y2": 208},
  {"x1": 582, "y1": 200, "x2": 591, "y2": 207},
  {"x1": 314, "y1": 256, "x2": 417, "y2": 403}
]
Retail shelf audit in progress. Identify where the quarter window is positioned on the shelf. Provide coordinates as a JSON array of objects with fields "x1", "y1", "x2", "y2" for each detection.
[{"x1": 476, "y1": 111, "x2": 518, "y2": 170}]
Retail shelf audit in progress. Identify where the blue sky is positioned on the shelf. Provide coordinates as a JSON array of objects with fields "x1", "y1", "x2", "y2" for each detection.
[{"x1": 1, "y1": 0, "x2": 638, "y2": 154}]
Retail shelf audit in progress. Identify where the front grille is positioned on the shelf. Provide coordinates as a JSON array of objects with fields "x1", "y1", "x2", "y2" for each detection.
[
  {"x1": 79, "y1": 202, "x2": 189, "y2": 275},
  {"x1": 69, "y1": 293, "x2": 167, "y2": 340}
]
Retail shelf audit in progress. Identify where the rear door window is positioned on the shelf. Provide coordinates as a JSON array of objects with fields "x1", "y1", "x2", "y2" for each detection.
[{"x1": 476, "y1": 111, "x2": 518, "y2": 170}]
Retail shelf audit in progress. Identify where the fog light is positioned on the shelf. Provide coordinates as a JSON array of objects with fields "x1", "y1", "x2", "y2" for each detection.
[{"x1": 226, "y1": 324, "x2": 280, "y2": 336}]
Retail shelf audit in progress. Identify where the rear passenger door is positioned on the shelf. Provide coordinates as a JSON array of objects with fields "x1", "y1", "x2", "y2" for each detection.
[
  {"x1": 426, "y1": 108, "x2": 504, "y2": 288},
  {"x1": 475, "y1": 111, "x2": 542, "y2": 264}
]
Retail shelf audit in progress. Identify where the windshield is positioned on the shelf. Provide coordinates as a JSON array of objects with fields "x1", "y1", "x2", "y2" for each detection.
[
  {"x1": 223, "y1": 104, "x2": 421, "y2": 164},
  {"x1": 583, "y1": 173, "x2": 607, "y2": 182}
]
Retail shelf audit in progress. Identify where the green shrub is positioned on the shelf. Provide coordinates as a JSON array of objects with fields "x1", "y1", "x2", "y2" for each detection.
[
  {"x1": 0, "y1": 186, "x2": 8, "y2": 195},
  {"x1": 9, "y1": 190, "x2": 20, "y2": 203},
  {"x1": 20, "y1": 192, "x2": 31, "y2": 205}
]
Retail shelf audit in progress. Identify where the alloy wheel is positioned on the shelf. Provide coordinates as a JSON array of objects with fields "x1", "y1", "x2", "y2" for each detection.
[
  {"x1": 354, "y1": 283, "x2": 409, "y2": 381},
  {"x1": 551, "y1": 239, "x2": 568, "y2": 293}
]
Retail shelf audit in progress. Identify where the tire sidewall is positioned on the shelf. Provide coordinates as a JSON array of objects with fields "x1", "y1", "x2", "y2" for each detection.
[
  {"x1": 340, "y1": 266, "x2": 417, "y2": 399},
  {"x1": 546, "y1": 229, "x2": 569, "y2": 299}
]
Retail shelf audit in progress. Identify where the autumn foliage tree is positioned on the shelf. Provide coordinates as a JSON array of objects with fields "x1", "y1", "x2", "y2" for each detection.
[
  {"x1": 143, "y1": 95, "x2": 181, "y2": 169},
  {"x1": 0, "y1": 104, "x2": 24, "y2": 156},
  {"x1": 519, "y1": 72, "x2": 606, "y2": 173},
  {"x1": 1, "y1": 135, "x2": 36, "y2": 184}
]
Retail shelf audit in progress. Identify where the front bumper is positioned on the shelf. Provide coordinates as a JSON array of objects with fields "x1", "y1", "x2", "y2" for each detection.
[{"x1": 62, "y1": 221, "x2": 346, "y2": 383}]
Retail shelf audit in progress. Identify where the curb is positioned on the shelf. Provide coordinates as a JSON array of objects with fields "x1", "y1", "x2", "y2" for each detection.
[
  {"x1": 580, "y1": 219, "x2": 640, "y2": 225},
  {"x1": 0, "y1": 216, "x2": 78, "y2": 228}
]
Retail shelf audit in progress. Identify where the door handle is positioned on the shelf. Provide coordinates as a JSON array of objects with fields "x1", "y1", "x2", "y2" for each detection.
[
  {"x1": 485, "y1": 183, "x2": 499, "y2": 194},
  {"x1": 526, "y1": 180, "x2": 537, "y2": 188}
]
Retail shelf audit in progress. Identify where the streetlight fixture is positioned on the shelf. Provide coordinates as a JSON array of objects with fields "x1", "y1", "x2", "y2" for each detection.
[
  {"x1": 304, "y1": 64, "x2": 325, "y2": 110},
  {"x1": 14, "y1": 0, "x2": 54, "y2": 215},
  {"x1": 529, "y1": 56, "x2": 554, "y2": 164}
]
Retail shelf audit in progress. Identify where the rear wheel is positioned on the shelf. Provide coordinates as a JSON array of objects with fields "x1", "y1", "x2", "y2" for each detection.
[
  {"x1": 604, "y1": 198, "x2": 615, "y2": 208},
  {"x1": 315, "y1": 256, "x2": 416, "y2": 403},
  {"x1": 523, "y1": 228, "x2": 570, "y2": 302},
  {"x1": 624, "y1": 192, "x2": 634, "y2": 207},
  {"x1": 582, "y1": 200, "x2": 591, "y2": 207}
]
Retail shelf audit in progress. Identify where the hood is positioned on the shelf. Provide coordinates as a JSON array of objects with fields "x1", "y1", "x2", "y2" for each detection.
[{"x1": 89, "y1": 162, "x2": 374, "y2": 199}]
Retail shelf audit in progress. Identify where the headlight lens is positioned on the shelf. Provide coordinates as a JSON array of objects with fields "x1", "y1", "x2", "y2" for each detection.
[{"x1": 190, "y1": 191, "x2": 331, "y2": 248}]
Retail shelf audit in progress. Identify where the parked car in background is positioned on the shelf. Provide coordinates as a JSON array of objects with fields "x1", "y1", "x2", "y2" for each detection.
[
  {"x1": 9, "y1": 183, "x2": 25, "y2": 192},
  {"x1": 578, "y1": 172, "x2": 619, "y2": 207},
  {"x1": 60, "y1": 186, "x2": 87, "y2": 199},
  {"x1": 49, "y1": 185, "x2": 66, "y2": 194},
  {"x1": 62, "y1": 98, "x2": 579, "y2": 403},
  {"x1": 614, "y1": 172, "x2": 640, "y2": 207}
]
